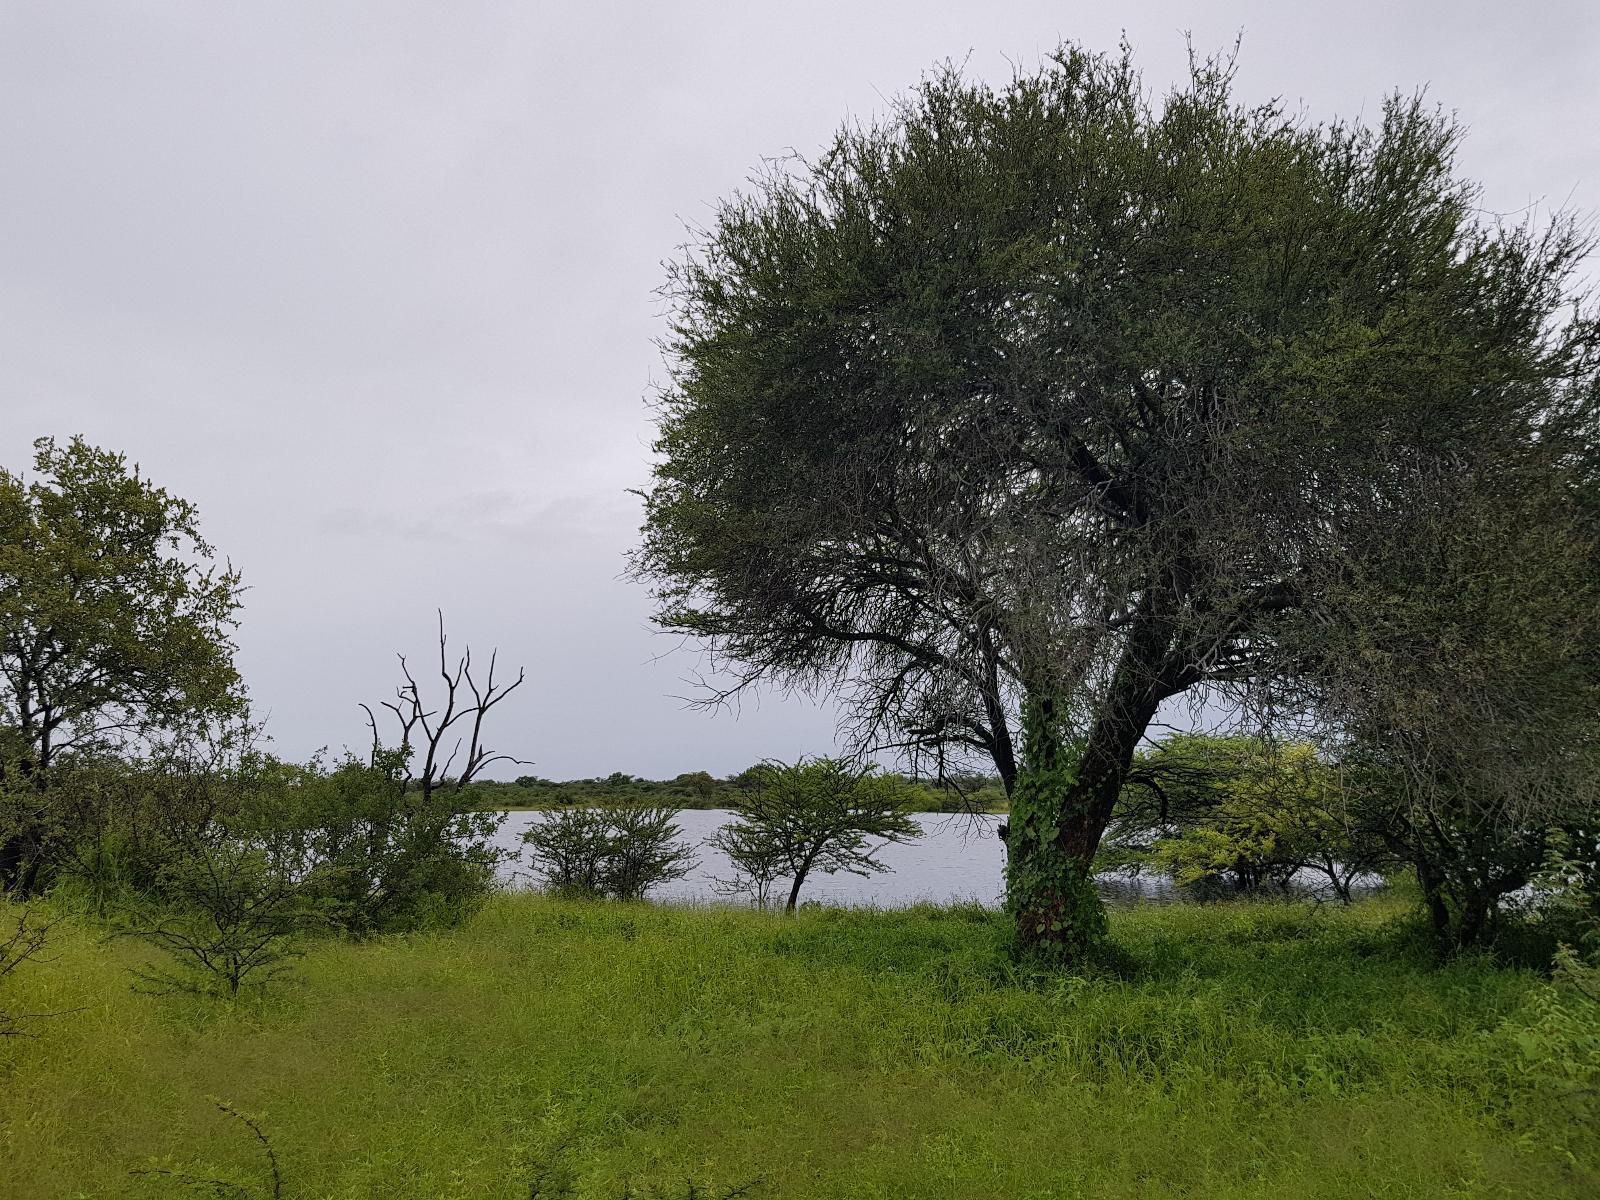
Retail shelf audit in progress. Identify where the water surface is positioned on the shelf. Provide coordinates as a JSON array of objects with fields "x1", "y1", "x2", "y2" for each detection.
[{"x1": 493, "y1": 809, "x2": 1183, "y2": 907}]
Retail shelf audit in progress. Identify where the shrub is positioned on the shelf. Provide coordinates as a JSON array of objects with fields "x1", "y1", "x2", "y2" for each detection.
[
  {"x1": 264, "y1": 752, "x2": 505, "y2": 938},
  {"x1": 121, "y1": 835, "x2": 314, "y2": 998},
  {"x1": 522, "y1": 802, "x2": 696, "y2": 900},
  {"x1": 1510, "y1": 947, "x2": 1600, "y2": 1136}
]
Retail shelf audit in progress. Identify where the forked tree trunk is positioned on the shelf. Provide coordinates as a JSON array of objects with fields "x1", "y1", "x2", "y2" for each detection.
[{"x1": 1005, "y1": 654, "x2": 1178, "y2": 960}]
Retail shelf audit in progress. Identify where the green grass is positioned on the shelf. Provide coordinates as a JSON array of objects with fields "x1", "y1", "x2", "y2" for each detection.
[{"x1": 1, "y1": 894, "x2": 1592, "y2": 1199}]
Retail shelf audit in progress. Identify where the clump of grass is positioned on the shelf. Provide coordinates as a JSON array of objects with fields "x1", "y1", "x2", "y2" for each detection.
[{"x1": 1, "y1": 894, "x2": 1593, "y2": 1198}]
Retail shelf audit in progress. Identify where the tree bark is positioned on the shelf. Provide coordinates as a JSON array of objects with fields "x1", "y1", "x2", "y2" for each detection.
[
  {"x1": 784, "y1": 850, "x2": 818, "y2": 912},
  {"x1": 1005, "y1": 693, "x2": 1108, "y2": 960},
  {"x1": 1005, "y1": 605, "x2": 1192, "y2": 960}
]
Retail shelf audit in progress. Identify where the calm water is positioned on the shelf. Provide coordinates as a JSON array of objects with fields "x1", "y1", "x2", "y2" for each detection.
[{"x1": 492, "y1": 809, "x2": 1181, "y2": 908}]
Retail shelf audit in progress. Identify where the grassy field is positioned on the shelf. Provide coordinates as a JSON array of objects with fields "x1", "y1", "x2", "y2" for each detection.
[{"x1": 1, "y1": 894, "x2": 1593, "y2": 1199}]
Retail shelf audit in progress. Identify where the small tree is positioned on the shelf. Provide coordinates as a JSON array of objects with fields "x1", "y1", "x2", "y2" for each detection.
[
  {"x1": 673, "y1": 771, "x2": 718, "y2": 802},
  {"x1": 1107, "y1": 735, "x2": 1389, "y2": 903},
  {"x1": 710, "y1": 758, "x2": 920, "y2": 911},
  {"x1": 1311, "y1": 471, "x2": 1600, "y2": 951},
  {"x1": 522, "y1": 802, "x2": 697, "y2": 900},
  {"x1": 122, "y1": 835, "x2": 312, "y2": 998}
]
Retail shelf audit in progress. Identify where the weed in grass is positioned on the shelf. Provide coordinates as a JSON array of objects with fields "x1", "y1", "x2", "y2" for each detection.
[{"x1": 129, "y1": 1099, "x2": 282, "y2": 1198}]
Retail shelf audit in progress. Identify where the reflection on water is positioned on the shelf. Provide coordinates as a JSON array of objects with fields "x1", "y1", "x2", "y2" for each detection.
[{"x1": 493, "y1": 809, "x2": 1192, "y2": 908}]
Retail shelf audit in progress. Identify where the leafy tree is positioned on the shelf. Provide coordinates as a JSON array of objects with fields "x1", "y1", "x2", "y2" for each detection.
[
  {"x1": 635, "y1": 43, "x2": 1599, "y2": 957},
  {"x1": 45, "y1": 731, "x2": 257, "y2": 915},
  {"x1": 521, "y1": 806, "x2": 613, "y2": 896},
  {"x1": 600, "y1": 802, "x2": 698, "y2": 900},
  {"x1": 709, "y1": 757, "x2": 920, "y2": 911},
  {"x1": 121, "y1": 832, "x2": 314, "y2": 998},
  {"x1": 0, "y1": 437, "x2": 243, "y2": 895},
  {"x1": 1107, "y1": 735, "x2": 1389, "y2": 903},
  {"x1": 729, "y1": 764, "x2": 771, "y2": 792},
  {"x1": 1535, "y1": 824, "x2": 1600, "y2": 953},
  {"x1": 521, "y1": 801, "x2": 697, "y2": 900},
  {"x1": 1312, "y1": 469, "x2": 1600, "y2": 951},
  {"x1": 1159, "y1": 743, "x2": 1374, "y2": 901},
  {"x1": 673, "y1": 770, "x2": 718, "y2": 801}
]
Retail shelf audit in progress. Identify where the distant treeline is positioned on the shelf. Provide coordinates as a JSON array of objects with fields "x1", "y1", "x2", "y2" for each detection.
[{"x1": 462, "y1": 768, "x2": 1010, "y2": 813}]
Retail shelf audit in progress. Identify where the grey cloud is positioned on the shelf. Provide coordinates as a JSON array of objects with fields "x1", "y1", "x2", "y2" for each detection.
[{"x1": 2, "y1": 1, "x2": 1595, "y2": 777}]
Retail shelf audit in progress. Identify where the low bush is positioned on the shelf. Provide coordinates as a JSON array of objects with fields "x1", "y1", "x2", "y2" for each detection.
[
  {"x1": 521, "y1": 802, "x2": 696, "y2": 900},
  {"x1": 119, "y1": 836, "x2": 314, "y2": 998},
  {"x1": 261, "y1": 752, "x2": 505, "y2": 938}
]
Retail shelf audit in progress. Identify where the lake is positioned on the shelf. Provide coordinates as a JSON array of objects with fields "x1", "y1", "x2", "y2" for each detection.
[{"x1": 491, "y1": 809, "x2": 1183, "y2": 908}]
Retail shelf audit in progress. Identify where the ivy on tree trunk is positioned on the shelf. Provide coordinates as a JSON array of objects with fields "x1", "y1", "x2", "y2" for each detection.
[{"x1": 1005, "y1": 695, "x2": 1108, "y2": 962}]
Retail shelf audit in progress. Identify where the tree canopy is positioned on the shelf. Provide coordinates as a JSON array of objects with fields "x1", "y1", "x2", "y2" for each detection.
[
  {"x1": 637, "y1": 43, "x2": 1600, "y2": 956},
  {"x1": 0, "y1": 436, "x2": 244, "y2": 893},
  {"x1": 710, "y1": 757, "x2": 920, "y2": 911}
]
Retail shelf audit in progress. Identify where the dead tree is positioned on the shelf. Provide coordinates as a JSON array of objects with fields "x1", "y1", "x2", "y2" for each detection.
[{"x1": 360, "y1": 611, "x2": 528, "y2": 797}]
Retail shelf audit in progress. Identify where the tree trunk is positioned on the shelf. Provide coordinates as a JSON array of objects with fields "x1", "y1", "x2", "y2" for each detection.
[
  {"x1": 1414, "y1": 859, "x2": 1454, "y2": 948},
  {"x1": 1007, "y1": 683, "x2": 1173, "y2": 961},
  {"x1": 1004, "y1": 693, "x2": 1107, "y2": 961},
  {"x1": 1005, "y1": 601, "x2": 1187, "y2": 960},
  {"x1": 784, "y1": 852, "x2": 817, "y2": 912}
]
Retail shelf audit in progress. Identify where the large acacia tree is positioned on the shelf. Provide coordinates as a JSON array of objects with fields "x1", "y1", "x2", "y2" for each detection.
[{"x1": 636, "y1": 45, "x2": 1599, "y2": 957}]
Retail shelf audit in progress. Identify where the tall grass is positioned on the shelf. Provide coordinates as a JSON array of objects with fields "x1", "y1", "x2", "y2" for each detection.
[{"x1": 0, "y1": 894, "x2": 1591, "y2": 1198}]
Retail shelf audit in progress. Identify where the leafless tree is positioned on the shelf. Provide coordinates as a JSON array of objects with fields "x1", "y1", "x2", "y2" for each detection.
[{"x1": 361, "y1": 611, "x2": 528, "y2": 796}]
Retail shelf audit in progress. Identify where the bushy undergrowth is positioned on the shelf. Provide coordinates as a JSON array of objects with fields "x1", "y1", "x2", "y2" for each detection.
[
  {"x1": 36, "y1": 752, "x2": 506, "y2": 995},
  {"x1": 1, "y1": 895, "x2": 1594, "y2": 1198}
]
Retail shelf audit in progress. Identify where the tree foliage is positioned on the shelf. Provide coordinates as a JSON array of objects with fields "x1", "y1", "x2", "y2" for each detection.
[
  {"x1": 636, "y1": 42, "x2": 1600, "y2": 955},
  {"x1": 1309, "y1": 469, "x2": 1600, "y2": 950},
  {"x1": 709, "y1": 757, "x2": 920, "y2": 911},
  {"x1": 0, "y1": 436, "x2": 243, "y2": 895},
  {"x1": 1107, "y1": 734, "x2": 1389, "y2": 903},
  {"x1": 264, "y1": 750, "x2": 506, "y2": 938},
  {"x1": 521, "y1": 801, "x2": 697, "y2": 901}
]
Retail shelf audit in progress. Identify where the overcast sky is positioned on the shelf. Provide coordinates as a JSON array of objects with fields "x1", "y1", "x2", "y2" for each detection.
[{"x1": 2, "y1": 2, "x2": 1596, "y2": 779}]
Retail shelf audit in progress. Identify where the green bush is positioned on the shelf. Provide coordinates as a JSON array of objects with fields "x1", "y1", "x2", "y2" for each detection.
[
  {"x1": 257, "y1": 751, "x2": 506, "y2": 938},
  {"x1": 521, "y1": 802, "x2": 696, "y2": 900},
  {"x1": 1507, "y1": 947, "x2": 1600, "y2": 1141},
  {"x1": 120, "y1": 835, "x2": 314, "y2": 998}
]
